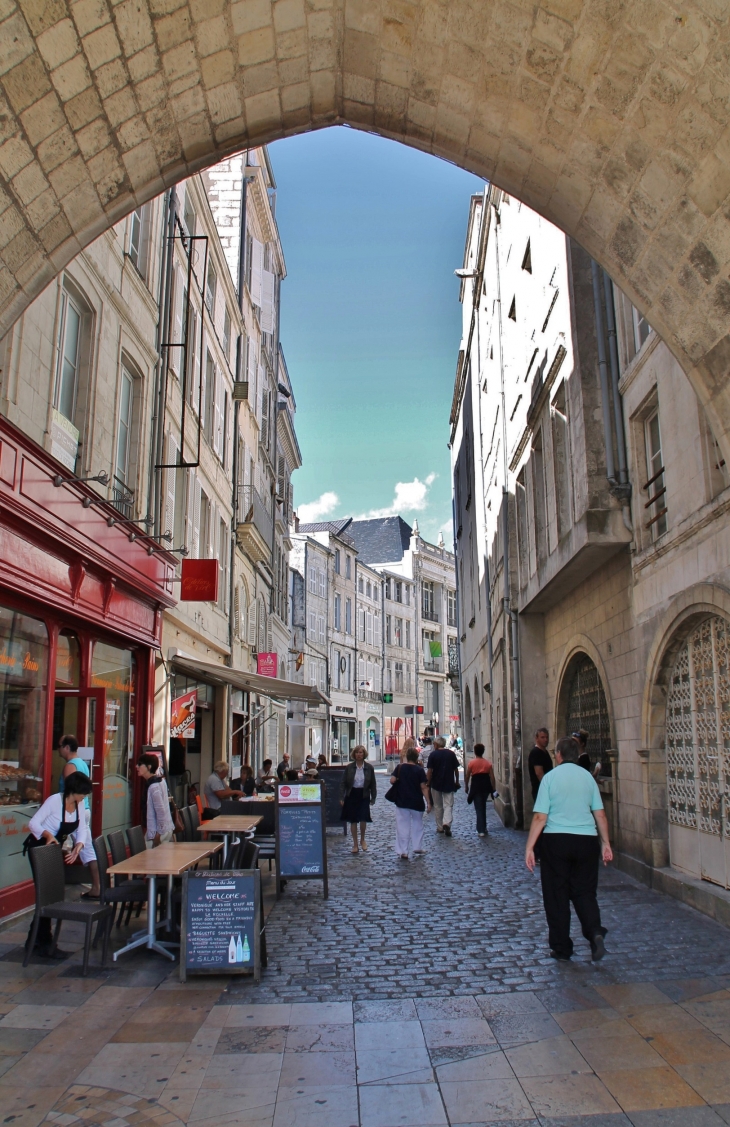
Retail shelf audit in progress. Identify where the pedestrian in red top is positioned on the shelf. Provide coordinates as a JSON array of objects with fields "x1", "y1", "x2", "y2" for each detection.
[{"x1": 465, "y1": 744, "x2": 496, "y2": 838}]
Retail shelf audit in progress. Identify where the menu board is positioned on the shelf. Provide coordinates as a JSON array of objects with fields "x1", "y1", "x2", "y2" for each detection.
[
  {"x1": 275, "y1": 796, "x2": 328, "y2": 899},
  {"x1": 319, "y1": 767, "x2": 347, "y2": 831},
  {"x1": 180, "y1": 869, "x2": 261, "y2": 982}
]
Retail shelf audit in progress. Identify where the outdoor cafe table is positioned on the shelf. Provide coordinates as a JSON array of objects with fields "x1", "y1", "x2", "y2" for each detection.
[
  {"x1": 108, "y1": 842, "x2": 223, "y2": 961},
  {"x1": 197, "y1": 814, "x2": 262, "y2": 865}
]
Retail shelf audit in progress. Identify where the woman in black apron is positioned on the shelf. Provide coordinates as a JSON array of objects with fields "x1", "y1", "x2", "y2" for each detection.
[{"x1": 24, "y1": 772, "x2": 93, "y2": 956}]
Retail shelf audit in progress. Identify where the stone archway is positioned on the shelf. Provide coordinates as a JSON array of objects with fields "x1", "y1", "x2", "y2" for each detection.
[{"x1": 3, "y1": 2, "x2": 730, "y2": 449}]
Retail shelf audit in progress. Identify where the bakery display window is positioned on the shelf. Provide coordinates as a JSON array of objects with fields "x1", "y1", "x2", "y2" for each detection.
[{"x1": 0, "y1": 606, "x2": 49, "y2": 894}]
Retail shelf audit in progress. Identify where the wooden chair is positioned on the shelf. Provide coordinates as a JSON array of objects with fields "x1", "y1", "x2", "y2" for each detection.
[{"x1": 24, "y1": 844, "x2": 112, "y2": 976}]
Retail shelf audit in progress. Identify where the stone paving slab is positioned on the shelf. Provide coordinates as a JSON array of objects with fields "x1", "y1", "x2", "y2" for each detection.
[{"x1": 0, "y1": 784, "x2": 730, "y2": 1122}]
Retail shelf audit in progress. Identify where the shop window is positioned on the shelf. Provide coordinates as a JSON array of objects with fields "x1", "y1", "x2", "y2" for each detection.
[
  {"x1": 90, "y1": 643, "x2": 135, "y2": 837},
  {"x1": 0, "y1": 608, "x2": 49, "y2": 897},
  {"x1": 55, "y1": 631, "x2": 80, "y2": 688}
]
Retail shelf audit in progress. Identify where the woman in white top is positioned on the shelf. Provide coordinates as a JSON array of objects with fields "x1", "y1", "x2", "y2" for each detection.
[
  {"x1": 25, "y1": 771, "x2": 92, "y2": 956},
  {"x1": 136, "y1": 754, "x2": 175, "y2": 846}
]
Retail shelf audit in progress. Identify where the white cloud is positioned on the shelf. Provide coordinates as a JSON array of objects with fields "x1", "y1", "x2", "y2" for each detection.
[
  {"x1": 297, "y1": 491, "x2": 339, "y2": 523},
  {"x1": 358, "y1": 473, "x2": 437, "y2": 519}
]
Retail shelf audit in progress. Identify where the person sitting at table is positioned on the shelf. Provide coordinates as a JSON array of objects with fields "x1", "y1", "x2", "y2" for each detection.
[
  {"x1": 24, "y1": 771, "x2": 93, "y2": 956},
  {"x1": 239, "y1": 764, "x2": 257, "y2": 797},
  {"x1": 256, "y1": 759, "x2": 275, "y2": 787},
  {"x1": 317, "y1": 753, "x2": 328, "y2": 770},
  {"x1": 203, "y1": 761, "x2": 243, "y2": 819},
  {"x1": 284, "y1": 768, "x2": 300, "y2": 782},
  {"x1": 136, "y1": 754, "x2": 175, "y2": 847}
]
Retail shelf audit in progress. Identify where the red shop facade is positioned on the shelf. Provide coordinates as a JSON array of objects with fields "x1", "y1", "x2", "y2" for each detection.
[{"x1": 0, "y1": 417, "x2": 176, "y2": 918}]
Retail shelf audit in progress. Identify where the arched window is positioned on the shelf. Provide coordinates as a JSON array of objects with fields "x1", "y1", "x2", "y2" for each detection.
[
  {"x1": 563, "y1": 654, "x2": 612, "y2": 774},
  {"x1": 666, "y1": 615, "x2": 730, "y2": 888}
]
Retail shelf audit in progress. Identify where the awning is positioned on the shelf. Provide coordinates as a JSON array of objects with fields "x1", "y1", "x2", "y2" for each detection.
[{"x1": 170, "y1": 654, "x2": 330, "y2": 707}]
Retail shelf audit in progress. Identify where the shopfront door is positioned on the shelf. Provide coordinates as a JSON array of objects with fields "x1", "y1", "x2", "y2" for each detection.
[{"x1": 53, "y1": 688, "x2": 107, "y2": 838}]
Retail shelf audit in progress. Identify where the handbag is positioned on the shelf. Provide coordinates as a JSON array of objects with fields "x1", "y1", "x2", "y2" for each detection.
[
  {"x1": 169, "y1": 796, "x2": 184, "y2": 834},
  {"x1": 384, "y1": 765, "x2": 399, "y2": 804}
]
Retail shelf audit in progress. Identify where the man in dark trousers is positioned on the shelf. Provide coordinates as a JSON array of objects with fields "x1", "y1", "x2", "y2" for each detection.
[
  {"x1": 525, "y1": 736, "x2": 613, "y2": 962},
  {"x1": 528, "y1": 728, "x2": 552, "y2": 862},
  {"x1": 528, "y1": 727, "x2": 552, "y2": 800},
  {"x1": 427, "y1": 736, "x2": 460, "y2": 836}
]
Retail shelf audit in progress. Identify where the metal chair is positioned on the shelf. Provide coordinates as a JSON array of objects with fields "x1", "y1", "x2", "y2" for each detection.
[
  {"x1": 108, "y1": 829, "x2": 140, "y2": 926},
  {"x1": 189, "y1": 804, "x2": 200, "y2": 837},
  {"x1": 92, "y1": 836, "x2": 148, "y2": 940},
  {"x1": 181, "y1": 806, "x2": 193, "y2": 842},
  {"x1": 127, "y1": 825, "x2": 145, "y2": 856},
  {"x1": 24, "y1": 844, "x2": 112, "y2": 976}
]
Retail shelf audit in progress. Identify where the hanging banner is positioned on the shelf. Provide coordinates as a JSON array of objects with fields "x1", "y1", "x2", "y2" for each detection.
[
  {"x1": 171, "y1": 689, "x2": 197, "y2": 738},
  {"x1": 257, "y1": 652, "x2": 278, "y2": 678}
]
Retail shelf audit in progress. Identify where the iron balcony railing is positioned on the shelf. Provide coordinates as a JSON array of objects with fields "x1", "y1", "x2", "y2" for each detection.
[
  {"x1": 422, "y1": 607, "x2": 439, "y2": 622},
  {"x1": 111, "y1": 475, "x2": 134, "y2": 519},
  {"x1": 422, "y1": 658, "x2": 442, "y2": 673},
  {"x1": 237, "y1": 485, "x2": 273, "y2": 546}
]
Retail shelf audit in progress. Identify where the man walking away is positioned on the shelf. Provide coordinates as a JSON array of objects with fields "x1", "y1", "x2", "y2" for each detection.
[
  {"x1": 465, "y1": 743, "x2": 496, "y2": 837},
  {"x1": 427, "y1": 736, "x2": 460, "y2": 836},
  {"x1": 525, "y1": 736, "x2": 613, "y2": 962}
]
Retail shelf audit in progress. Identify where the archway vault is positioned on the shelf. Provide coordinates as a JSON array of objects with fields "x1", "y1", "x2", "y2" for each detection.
[{"x1": 3, "y1": 1, "x2": 730, "y2": 442}]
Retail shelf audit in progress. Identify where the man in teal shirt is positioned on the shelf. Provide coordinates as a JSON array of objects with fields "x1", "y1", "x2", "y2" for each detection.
[
  {"x1": 59, "y1": 734, "x2": 100, "y2": 899},
  {"x1": 525, "y1": 736, "x2": 613, "y2": 961}
]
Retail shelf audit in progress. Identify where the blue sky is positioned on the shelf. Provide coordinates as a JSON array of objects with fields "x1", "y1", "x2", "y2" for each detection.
[{"x1": 269, "y1": 127, "x2": 485, "y2": 543}]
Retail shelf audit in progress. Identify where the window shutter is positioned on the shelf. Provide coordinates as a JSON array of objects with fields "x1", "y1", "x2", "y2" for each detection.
[
  {"x1": 266, "y1": 618, "x2": 273, "y2": 653},
  {"x1": 170, "y1": 269, "x2": 183, "y2": 376},
  {"x1": 260, "y1": 383, "x2": 269, "y2": 446},
  {"x1": 358, "y1": 607, "x2": 365, "y2": 641},
  {"x1": 261, "y1": 268, "x2": 275, "y2": 332},
  {"x1": 164, "y1": 435, "x2": 177, "y2": 539},
  {"x1": 277, "y1": 454, "x2": 285, "y2": 499},
  {"x1": 192, "y1": 476, "x2": 201, "y2": 558},
  {"x1": 213, "y1": 366, "x2": 223, "y2": 456},
  {"x1": 258, "y1": 600, "x2": 266, "y2": 653},
  {"x1": 247, "y1": 338, "x2": 257, "y2": 402},
  {"x1": 187, "y1": 306, "x2": 199, "y2": 408},
  {"x1": 247, "y1": 601, "x2": 257, "y2": 646},
  {"x1": 250, "y1": 238, "x2": 263, "y2": 307},
  {"x1": 233, "y1": 587, "x2": 240, "y2": 636},
  {"x1": 367, "y1": 610, "x2": 373, "y2": 646}
]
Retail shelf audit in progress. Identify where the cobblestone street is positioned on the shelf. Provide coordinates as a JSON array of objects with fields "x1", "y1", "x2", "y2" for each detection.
[{"x1": 2, "y1": 782, "x2": 730, "y2": 1126}]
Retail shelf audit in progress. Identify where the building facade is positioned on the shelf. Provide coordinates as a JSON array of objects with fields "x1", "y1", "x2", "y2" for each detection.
[
  {"x1": 0, "y1": 146, "x2": 318, "y2": 917},
  {"x1": 289, "y1": 532, "x2": 330, "y2": 765},
  {"x1": 355, "y1": 558, "x2": 384, "y2": 758},
  {"x1": 451, "y1": 185, "x2": 730, "y2": 909}
]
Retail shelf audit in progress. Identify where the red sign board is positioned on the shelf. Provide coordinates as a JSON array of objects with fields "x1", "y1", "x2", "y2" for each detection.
[
  {"x1": 180, "y1": 559, "x2": 219, "y2": 602},
  {"x1": 171, "y1": 689, "x2": 197, "y2": 738},
  {"x1": 257, "y1": 652, "x2": 278, "y2": 678}
]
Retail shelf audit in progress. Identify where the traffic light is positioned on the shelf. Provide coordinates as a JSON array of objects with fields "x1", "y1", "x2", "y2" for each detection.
[{"x1": 382, "y1": 693, "x2": 393, "y2": 703}]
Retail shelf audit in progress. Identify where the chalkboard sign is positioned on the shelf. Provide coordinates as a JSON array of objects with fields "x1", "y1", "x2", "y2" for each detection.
[
  {"x1": 180, "y1": 869, "x2": 261, "y2": 983},
  {"x1": 319, "y1": 766, "x2": 347, "y2": 833},
  {"x1": 275, "y1": 789, "x2": 328, "y2": 899}
]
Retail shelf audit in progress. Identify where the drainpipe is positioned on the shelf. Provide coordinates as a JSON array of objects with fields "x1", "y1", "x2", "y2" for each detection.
[
  {"x1": 591, "y1": 259, "x2": 617, "y2": 486},
  {"x1": 602, "y1": 270, "x2": 628, "y2": 485}
]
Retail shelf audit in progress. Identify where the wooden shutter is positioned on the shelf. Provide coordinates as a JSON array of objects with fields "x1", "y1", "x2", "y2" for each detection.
[
  {"x1": 277, "y1": 454, "x2": 285, "y2": 499},
  {"x1": 250, "y1": 239, "x2": 264, "y2": 307},
  {"x1": 247, "y1": 337, "x2": 257, "y2": 402},
  {"x1": 233, "y1": 586, "x2": 240, "y2": 637},
  {"x1": 188, "y1": 306, "x2": 200, "y2": 409},
  {"x1": 261, "y1": 269, "x2": 275, "y2": 332},
  {"x1": 164, "y1": 435, "x2": 177, "y2": 539},
  {"x1": 247, "y1": 601, "x2": 257, "y2": 646},
  {"x1": 213, "y1": 366, "x2": 222, "y2": 456},
  {"x1": 192, "y1": 475, "x2": 201, "y2": 558},
  {"x1": 170, "y1": 269, "x2": 182, "y2": 376},
  {"x1": 260, "y1": 384, "x2": 269, "y2": 447}
]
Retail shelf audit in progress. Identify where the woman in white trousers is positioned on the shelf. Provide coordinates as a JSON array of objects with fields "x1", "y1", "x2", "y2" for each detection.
[{"x1": 390, "y1": 747, "x2": 431, "y2": 859}]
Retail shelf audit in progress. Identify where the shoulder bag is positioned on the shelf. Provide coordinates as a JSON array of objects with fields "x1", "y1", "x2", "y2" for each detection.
[{"x1": 384, "y1": 764, "x2": 399, "y2": 804}]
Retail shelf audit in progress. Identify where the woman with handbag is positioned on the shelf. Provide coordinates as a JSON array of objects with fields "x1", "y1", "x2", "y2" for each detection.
[
  {"x1": 465, "y1": 743, "x2": 497, "y2": 838},
  {"x1": 340, "y1": 745, "x2": 376, "y2": 854},
  {"x1": 388, "y1": 746, "x2": 431, "y2": 859}
]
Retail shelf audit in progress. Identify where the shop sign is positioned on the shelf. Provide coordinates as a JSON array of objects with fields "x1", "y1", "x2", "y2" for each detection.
[
  {"x1": 257, "y1": 652, "x2": 277, "y2": 678},
  {"x1": 449, "y1": 714, "x2": 461, "y2": 722},
  {"x1": 50, "y1": 408, "x2": 79, "y2": 471},
  {"x1": 171, "y1": 689, "x2": 197, "y2": 738},
  {"x1": 180, "y1": 559, "x2": 219, "y2": 602},
  {"x1": 0, "y1": 640, "x2": 43, "y2": 682},
  {"x1": 278, "y1": 783, "x2": 321, "y2": 804}
]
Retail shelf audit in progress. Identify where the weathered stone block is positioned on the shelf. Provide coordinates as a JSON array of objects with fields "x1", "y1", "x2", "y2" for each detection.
[{"x1": 37, "y1": 18, "x2": 81, "y2": 70}]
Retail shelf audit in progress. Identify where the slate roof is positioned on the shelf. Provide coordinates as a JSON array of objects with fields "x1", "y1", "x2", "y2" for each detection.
[
  {"x1": 297, "y1": 518, "x2": 355, "y2": 547},
  {"x1": 346, "y1": 517, "x2": 413, "y2": 564}
]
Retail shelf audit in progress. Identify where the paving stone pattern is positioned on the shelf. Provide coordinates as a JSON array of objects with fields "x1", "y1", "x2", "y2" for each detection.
[
  {"x1": 226, "y1": 784, "x2": 730, "y2": 1003},
  {"x1": 1, "y1": 784, "x2": 730, "y2": 1124}
]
